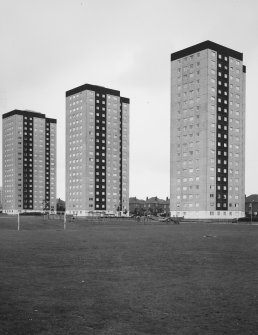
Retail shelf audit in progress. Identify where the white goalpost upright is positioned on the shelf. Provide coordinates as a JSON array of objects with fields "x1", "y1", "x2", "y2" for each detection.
[{"x1": 64, "y1": 212, "x2": 66, "y2": 230}]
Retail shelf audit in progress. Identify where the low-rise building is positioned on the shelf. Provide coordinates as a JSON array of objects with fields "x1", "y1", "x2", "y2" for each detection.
[
  {"x1": 145, "y1": 197, "x2": 170, "y2": 215},
  {"x1": 129, "y1": 196, "x2": 170, "y2": 215},
  {"x1": 245, "y1": 194, "x2": 258, "y2": 220},
  {"x1": 129, "y1": 197, "x2": 145, "y2": 215}
]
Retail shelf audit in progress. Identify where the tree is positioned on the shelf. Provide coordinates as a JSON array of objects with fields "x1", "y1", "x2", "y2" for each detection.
[
  {"x1": 42, "y1": 199, "x2": 49, "y2": 212},
  {"x1": 56, "y1": 199, "x2": 65, "y2": 212}
]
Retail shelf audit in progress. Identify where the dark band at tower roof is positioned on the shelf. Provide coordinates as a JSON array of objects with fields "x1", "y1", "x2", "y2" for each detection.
[
  {"x1": 171, "y1": 40, "x2": 243, "y2": 62},
  {"x1": 2, "y1": 110, "x2": 57, "y2": 123},
  {"x1": 66, "y1": 83, "x2": 120, "y2": 97}
]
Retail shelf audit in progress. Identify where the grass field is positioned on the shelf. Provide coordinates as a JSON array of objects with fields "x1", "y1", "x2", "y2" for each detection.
[{"x1": 0, "y1": 216, "x2": 258, "y2": 334}]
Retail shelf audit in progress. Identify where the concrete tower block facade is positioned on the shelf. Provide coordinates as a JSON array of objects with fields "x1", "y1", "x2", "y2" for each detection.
[
  {"x1": 170, "y1": 41, "x2": 245, "y2": 219},
  {"x1": 2, "y1": 110, "x2": 57, "y2": 214},
  {"x1": 65, "y1": 84, "x2": 129, "y2": 216}
]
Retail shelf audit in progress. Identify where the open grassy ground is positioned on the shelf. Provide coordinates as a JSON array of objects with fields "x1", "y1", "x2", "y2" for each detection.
[{"x1": 0, "y1": 216, "x2": 258, "y2": 334}]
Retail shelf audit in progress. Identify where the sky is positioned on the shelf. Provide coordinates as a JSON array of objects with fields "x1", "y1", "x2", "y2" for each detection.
[{"x1": 0, "y1": 0, "x2": 258, "y2": 200}]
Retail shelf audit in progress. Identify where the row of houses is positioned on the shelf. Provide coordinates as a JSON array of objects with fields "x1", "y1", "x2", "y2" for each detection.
[
  {"x1": 129, "y1": 195, "x2": 258, "y2": 219},
  {"x1": 129, "y1": 197, "x2": 170, "y2": 216}
]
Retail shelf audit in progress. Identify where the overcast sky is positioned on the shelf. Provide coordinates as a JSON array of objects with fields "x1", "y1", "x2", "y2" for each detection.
[{"x1": 0, "y1": 0, "x2": 258, "y2": 200}]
